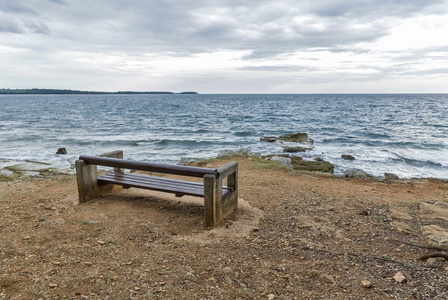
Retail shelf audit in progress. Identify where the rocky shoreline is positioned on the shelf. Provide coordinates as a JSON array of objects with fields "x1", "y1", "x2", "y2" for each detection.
[{"x1": 0, "y1": 132, "x2": 438, "y2": 182}]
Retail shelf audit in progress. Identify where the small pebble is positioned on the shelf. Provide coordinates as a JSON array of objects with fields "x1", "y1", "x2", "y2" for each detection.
[{"x1": 361, "y1": 280, "x2": 372, "y2": 288}]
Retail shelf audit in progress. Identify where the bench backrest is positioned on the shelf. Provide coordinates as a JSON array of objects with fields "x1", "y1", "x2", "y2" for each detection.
[{"x1": 79, "y1": 155, "x2": 217, "y2": 178}]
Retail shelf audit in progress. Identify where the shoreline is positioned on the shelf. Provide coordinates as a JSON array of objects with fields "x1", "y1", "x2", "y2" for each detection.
[{"x1": 1, "y1": 152, "x2": 447, "y2": 183}]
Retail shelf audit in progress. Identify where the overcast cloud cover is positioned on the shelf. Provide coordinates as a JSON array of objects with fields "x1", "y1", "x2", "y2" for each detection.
[{"x1": 1, "y1": 0, "x2": 448, "y2": 93}]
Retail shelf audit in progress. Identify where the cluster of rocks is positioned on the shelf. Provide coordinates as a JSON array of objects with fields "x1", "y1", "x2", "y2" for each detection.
[
  {"x1": 259, "y1": 133, "x2": 334, "y2": 173},
  {"x1": 261, "y1": 133, "x2": 313, "y2": 153},
  {"x1": 390, "y1": 201, "x2": 448, "y2": 247}
]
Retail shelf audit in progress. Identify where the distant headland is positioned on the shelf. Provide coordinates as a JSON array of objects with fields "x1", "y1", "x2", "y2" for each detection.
[{"x1": 0, "y1": 88, "x2": 198, "y2": 95}]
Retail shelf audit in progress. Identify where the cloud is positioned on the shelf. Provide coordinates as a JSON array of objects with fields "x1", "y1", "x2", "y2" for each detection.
[
  {"x1": 1, "y1": 0, "x2": 448, "y2": 92},
  {"x1": 0, "y1": 14, "x2": 24, "y2": 33}
]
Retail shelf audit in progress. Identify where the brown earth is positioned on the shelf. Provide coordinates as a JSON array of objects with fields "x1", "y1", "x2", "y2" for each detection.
[{"x1": 1, "y1": 156, "x2": 448, "y2": 299}]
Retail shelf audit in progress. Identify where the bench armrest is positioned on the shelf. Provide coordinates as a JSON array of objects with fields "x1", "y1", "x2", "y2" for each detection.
[{"x1": 217, "y1": 161, "x2": 238, "y2": 178}]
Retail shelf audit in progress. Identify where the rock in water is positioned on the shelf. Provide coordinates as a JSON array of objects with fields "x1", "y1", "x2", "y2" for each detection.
[
  {"x1": 56, "y1": 147, "x2": 67, "y2": 155},
  {"x1": 278, "y1": 133, "x2": 313, "y2": 144},
  {"x1": 283, "y1": 146, "x2": 311, "y2": 153},
  {"x1": 341, "y1": 154, "x2": 355, "y2": 160},
  {"x1": 260, "y1": 136, "x2": 277, "y2": 143}
]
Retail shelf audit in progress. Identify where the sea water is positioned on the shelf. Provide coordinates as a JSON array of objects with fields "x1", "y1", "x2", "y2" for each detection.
[{"x1": 0, "y1": 94, "x2": 447, "y2": 179}]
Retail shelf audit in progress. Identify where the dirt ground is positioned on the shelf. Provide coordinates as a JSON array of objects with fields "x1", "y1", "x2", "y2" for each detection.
[{"x1": 1, "y1": 156, "x2": 448, "y2": 299}]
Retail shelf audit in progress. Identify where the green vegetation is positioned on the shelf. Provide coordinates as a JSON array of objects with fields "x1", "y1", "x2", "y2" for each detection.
[
  {"x1": 0, "y1": 88, "x2": 103, "y2": 94},
  {"x1": 248, "y1": 157, "x2": 289, "y2": 171},
  {"x1": 0, "y1": 88, "x2": 198, "y2": 95}
]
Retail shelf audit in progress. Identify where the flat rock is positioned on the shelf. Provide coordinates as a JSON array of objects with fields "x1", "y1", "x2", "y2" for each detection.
[
  {"x1": 419, "y1": 202, "x2": 448, "y2": 223},
  {"x1": 290, "y1": 157, "x2": 334, "y2": 173},
  {"x1": 391, "y1": 221, "x2": 413, "y2": 234},
  {"x1": 389, "y1": 204, "x2": 413, "y2": 220},
  {"x1": 421, "y1": 225, "x2": 448, "y2": 245}
]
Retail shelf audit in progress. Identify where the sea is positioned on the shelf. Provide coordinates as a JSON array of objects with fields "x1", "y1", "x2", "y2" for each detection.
[{"x1": 0, "y1": 94, "x2": 447, "y2": 179}]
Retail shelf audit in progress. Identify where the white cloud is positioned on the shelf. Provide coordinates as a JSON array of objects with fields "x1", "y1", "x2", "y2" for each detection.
[{"x1": 1, "y1": 0, "x2": 448, "y2": 92}]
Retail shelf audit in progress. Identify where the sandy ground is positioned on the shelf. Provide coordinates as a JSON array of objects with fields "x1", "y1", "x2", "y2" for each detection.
[{"x1": 1, "y1": 156, "x2": 448, "y2": 299}]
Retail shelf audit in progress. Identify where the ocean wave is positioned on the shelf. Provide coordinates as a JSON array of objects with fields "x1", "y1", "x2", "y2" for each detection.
[
  {"x1": 392, "y1": 157, "x2": 445, "y2": 168},
  {"x1": 233, "y1": 131, "x2": 255, "y2": 137},
  {"x1": 155, "y1": 139, "x2": 213, "y2": 147}
]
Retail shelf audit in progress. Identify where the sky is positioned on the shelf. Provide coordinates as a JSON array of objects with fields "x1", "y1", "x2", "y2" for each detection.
[{"x1": 1, "y1": 0, "x2": 448, "y2": 94}]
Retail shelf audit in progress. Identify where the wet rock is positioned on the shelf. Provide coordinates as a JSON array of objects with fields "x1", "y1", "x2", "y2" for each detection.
[
  {"x1": 290, "y1": 157, "x2": 334, "y2": 173},
  {"x1": 260, "y1": 136, "x2": 277, "y2": 143},
  {"x1": 344, "y1": 169, "x2": 368, "y2": 179},
  {"x1": 283, "y1": 146, "x2": 311, "y2": 153},
  {"x1": 341, "y1": 154, "x2": 355, "y2": 160},
  {"x1": 384, "y1": 173, "x2": 399, "y2": 180},
  {"x1": 278, "y1": 133, "x2": 313, "y2": 144},
  {"x1": 314, "y1": 157, "x2": 323, "y2": 161},
  {"x1": 56, "y1": 147, "x2": 67, "y2": 155}
]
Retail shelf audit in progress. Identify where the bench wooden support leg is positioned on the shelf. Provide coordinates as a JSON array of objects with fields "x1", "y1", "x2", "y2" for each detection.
[
  {"x1": 203, "y1": 162, "x2": 238, "y2": 227},
  {"x1": 203, "y1": 174, "x2": 216, "y2": 227},
  {"x1": 75, "y1": 150, "x2": 124, "y2": 204}
]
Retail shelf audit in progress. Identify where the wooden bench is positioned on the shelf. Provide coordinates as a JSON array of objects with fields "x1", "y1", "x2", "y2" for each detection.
[{"x1": 75, "y1": 150, "x2": 238, "y2": 227}]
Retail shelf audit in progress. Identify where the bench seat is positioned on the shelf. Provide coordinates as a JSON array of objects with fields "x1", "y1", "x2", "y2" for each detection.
[{"x1": 98, "y1": 171, "x2": 232, "y2": 198}]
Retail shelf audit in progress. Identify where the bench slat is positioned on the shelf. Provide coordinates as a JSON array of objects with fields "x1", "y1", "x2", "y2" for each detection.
[
  {"x1": 80, "y1": 155, "x2": 217, "y2": 178},
  {"x1": 98, "y1": 172, "x2": 231, "y2": 198},
  {"x1": 115, "y1": 172, "x2": 205, "y2": 187},
  {"x1": 101, "y1": 172, "x2": 204, "y2": 196}
]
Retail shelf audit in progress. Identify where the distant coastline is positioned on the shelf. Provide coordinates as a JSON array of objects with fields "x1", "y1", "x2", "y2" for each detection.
[{"x1": 0, "y1": 88, "x2": 198, "y2": 95}]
